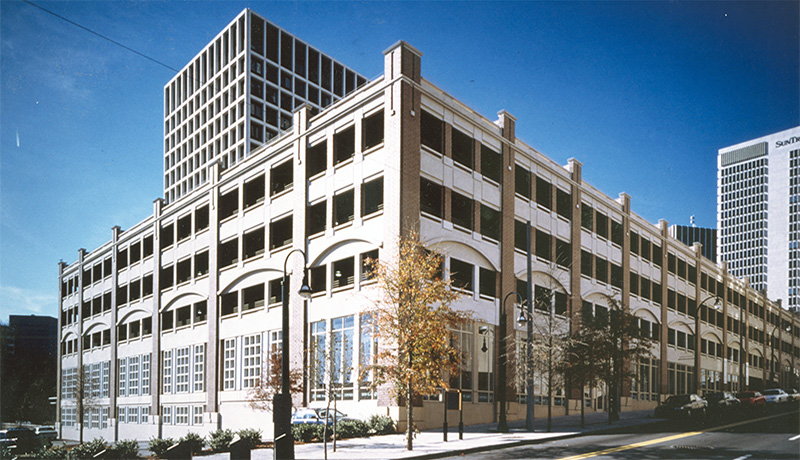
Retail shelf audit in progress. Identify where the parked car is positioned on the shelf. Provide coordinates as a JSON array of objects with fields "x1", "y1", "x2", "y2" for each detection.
[
  {"x1": 654, "y1": 394, "x2": 707, "y2": 419},
  {"x1": 736, "y1": 391, "x2": 766, "y2": 411},
  {"x1": 34, "y1": 426, "x2": 57, "y2": 443},
  {"x1": 705, "y1": 391, "x2": 740, "y2": 417},
  {"x1": 0, "y1": 427, "x2": 39, "y2": 454},
  {"x1": 291, "y1": 408, "x2": 355, "y2": 425},
  {"x1": 784, "y1": 388, "x2": 800, "y2": 402},
  {"x1": 763, "y1": 388, "x2": 790, "y2": 404},
  {"x1": 0, "y1": 431, "x2": 11, "y2": 449}
]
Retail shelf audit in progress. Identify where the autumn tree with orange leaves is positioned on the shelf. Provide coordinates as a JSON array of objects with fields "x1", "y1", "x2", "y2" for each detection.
[{"x1": 366, "y1": 231, "x2": 469, "y2": 451}]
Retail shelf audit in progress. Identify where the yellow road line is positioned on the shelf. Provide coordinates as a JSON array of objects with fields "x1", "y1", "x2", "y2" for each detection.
[{"x1": 558, "y1": 412, "x2": 790, "y2": 460}]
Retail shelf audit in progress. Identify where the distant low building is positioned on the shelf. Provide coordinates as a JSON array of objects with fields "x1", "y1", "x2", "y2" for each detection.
[
  {"x1": 668, "y1": 225, "x2": 717, "y2": 263},
  {"x1": 1, "y1": 315, "x2": 57, "y2": 424},
  {"x1": 9, "y1": 315, "x2": 58, "y2": 361}
]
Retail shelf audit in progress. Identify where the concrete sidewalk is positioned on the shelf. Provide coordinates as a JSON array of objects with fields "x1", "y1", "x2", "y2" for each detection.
[{"x1": 201, "y1": 409, "x2": 659, "y2": 460}]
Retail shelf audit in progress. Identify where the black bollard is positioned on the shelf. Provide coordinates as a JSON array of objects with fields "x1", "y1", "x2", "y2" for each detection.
[
  {"x1": 443, "y1": 389, "x2": 448, "y2": 442},
  {"x1": 458, "y1": 391, "x2": 464, "y2": 440},
  {"x1": 162, "y1": 441, "x2": 191, "y2": 460},
  {"x1": 230, "y1": 436, "x2": 251, "y2": 460}
]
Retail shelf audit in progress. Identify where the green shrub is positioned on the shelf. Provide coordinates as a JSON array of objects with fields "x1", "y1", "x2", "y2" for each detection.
[
  {"x1": 179, "y1": 432, "x2": 205, "y2": 455},
  {"x1": 334, "y1": 419, "x2": 370, "y2": 439},
  {"x1": 368, "y1": 414, "x2": 396, "y2": 435},
  {"x1": 28, "y1": 444, "x2": 69, "y2": 459},
  {"x1": 106, "y1": 439, "x2": 139, "y2": 459},
  {"x1": 69, "y1": 438, "x2": 107, "y2": 460},
  {"x1": 291, "y1": 424, "x2": 324, "y2": 443},
  {"x1": 207, "y1": 429, "x2": 234, "y2": 452},
  {"x1": 236, "y1": 428, "x2": 262, "y2": 448},
  {"x1": 147, "y1": 437, "x2": 175, "y2": 457}
]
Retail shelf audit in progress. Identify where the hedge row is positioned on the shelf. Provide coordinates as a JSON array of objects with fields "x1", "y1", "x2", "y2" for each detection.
[
  {"x1": 292, "y1": 414, "x2": 396, "y2": 443},
  {"x1": 17, "y1": 439, "x2": 138, "y2": 459},
  {"x1": 149, "y1": 428, "x2": 262, "y2": 456}
]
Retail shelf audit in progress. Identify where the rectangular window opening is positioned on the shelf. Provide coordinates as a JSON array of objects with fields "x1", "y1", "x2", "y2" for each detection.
[
  {"x1": 333, "y1": 189, "x2": 355, "y2": 226},
  {"x1": 420, "y1": 111, "x2": 443, "y2": 154},
  {"x1": 362, "y1": 110, "x2": 384, "y2": 150},
  {"x1": 420, "y1": 178, "x2": 444, "y2": 218},
  {"x1": 306, "y1": 201, "x2": 327, "y2": 237},
  {"x1": 333, "y1": 126, "x2": 355, "y2": 165},
  {"x1": 362, "y1": 177, "x2": 384, "y2": 216},
  {"x1": 243, "y1": 174, "x2": 266, "y2": 208},
  {"x1": 270, "y1": 160, "x2": 293, "y2": 196},
  {"x1": 243, "y1": 227, "x2": 266, "y2": 260},
  {"x1": 450, "y1": 258, "x2": 474, "y2": 293},
  {"x1": 451, "y1": 129, "x2": 474, "y2": 169},
  {"x1": 269, "y1": 215, "x2": 293, "y2": 250},
  {"x1": 219, "y1": 189, "x2": 239, "y2": 220},
  {"x1": 242, "y1": 284, "x2": 266, "y2": 311},
  {"x1": 307, "y1": 141, "x2": 327, "y2": 178},
  {"x1": 451, "y1": 192, "x2": 474, "y2": 230},
  {"x1": 333, "y1": 257, "x2": 355, "y2": 289},
  {"x1": 218, "y1": 238, "x2": 239, "y2": 268}
]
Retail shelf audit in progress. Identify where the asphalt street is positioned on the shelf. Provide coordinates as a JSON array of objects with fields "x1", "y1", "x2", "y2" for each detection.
[{"x1": 441, "y1": 408, "x2": 800, "y2": 460}]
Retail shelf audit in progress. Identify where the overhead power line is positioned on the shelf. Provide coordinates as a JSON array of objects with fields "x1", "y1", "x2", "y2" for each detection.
[{"x1": 23, "y1": 0, "x2": 179, "y2": 73}]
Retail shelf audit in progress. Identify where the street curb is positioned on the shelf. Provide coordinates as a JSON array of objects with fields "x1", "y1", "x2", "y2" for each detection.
[
  {"x1": 395, "y1": 418, "x2": 665, "y2": 460},
  {"x1": 397, "y1": 408, "x2": 799, "y2": 460}
]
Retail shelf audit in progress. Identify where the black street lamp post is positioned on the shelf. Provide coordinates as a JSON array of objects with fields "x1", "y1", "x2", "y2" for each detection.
[
  {"x1": 738, "y1": 309, "x2": 745, "y2": 392},
  {"x1": 694, "y1": 295, "x2": 720, "y2": 394},
  {"x1": 497, "y1": 291, "x2": 522, "y2": 433},
  {"x1": 769, "y1": 325, "x2": 790, "y2": 388},
  {"x1": 517, "y1": 292, "x2": 556, "y2": 432},
  {"x1": 274, "y1": 249, "x2": 312, "y2": 460}
]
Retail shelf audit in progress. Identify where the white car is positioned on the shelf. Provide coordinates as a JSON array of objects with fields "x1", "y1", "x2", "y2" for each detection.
[
  {"x1": 291, "y1": 408, "x2": 353, "y2": 425},
  {"x1": 762, "y1": 388, "x2": 789, "y2": 404}
]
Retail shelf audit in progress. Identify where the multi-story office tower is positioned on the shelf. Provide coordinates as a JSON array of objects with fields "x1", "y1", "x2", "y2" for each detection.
[
  {"x1": 163, "y1": 9, "x2": 366, "y2": 204},
  {"x1": 58, "y1": 10, "x2": 800, "y2": 442},
  {"x1": 717, "y1": 126, "x2": 800, "y2": 307},
  {"x1": 669, "y1": 225, "x2": 717, "y2": 263}
]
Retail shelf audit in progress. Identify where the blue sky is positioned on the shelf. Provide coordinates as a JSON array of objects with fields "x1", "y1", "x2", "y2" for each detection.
[{"x1": 1, "y1": 1, "x2": 798, "y2": 322}]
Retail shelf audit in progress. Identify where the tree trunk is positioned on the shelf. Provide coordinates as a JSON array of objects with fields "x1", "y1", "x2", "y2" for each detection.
[
  {"x1": 406, "y1": 381, "x2": 413, "y2": 451},
  {"x1": 607, "y1": 378, "x2": 614, "y2": 425},
  {"x1": 333, "y1": 395, "x2": 338, "y2": 452},
  {"x1": 78, "y1": 388, "x2": 84, "y2": 444},
  {"x1": 580, "y1": 380, "x2": 585, "y2": 428},
  {"x1": 323, "y1": 397, "x2": 332, "y2": 460}
]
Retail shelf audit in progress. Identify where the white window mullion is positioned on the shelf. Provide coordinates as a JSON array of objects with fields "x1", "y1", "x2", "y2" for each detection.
[{"x1": 236, "y1": 336, "x2": 243, "y2": 390}]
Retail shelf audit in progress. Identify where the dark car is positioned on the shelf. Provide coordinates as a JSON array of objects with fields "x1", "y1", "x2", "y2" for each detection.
[
  {"x1": 34, "y1": 426, "x2": 57, "y2": 445},
  {"x1": 654, "y1": 394, "x2": 707, "y2": 419},
  {"x1": 0, "y1": 427, "x2": 39, "y2": 454},
  {"x1": 705, "y1": 391, "x2": 740, "y2": 417}
]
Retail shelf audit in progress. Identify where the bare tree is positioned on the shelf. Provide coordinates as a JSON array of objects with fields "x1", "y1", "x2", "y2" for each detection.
[
  {"x1": 73, "y1": 365, "x2": 101, "y2": 443},
  {"x1": 578, "y1": 297, "x2": 655, "y2": 423},
  {"x1": 513, "y1": 283, "x2": 573, "y2": 432},
  {"x1": 319, "y1": 323, "x2": 355, "y2": 458},
  {"x1": 564, "y1": 326, "x2": 604, "y2": 427}
]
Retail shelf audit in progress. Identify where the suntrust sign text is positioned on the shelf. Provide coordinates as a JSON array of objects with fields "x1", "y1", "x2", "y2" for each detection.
[{"x1": 776, "y1": 136, "x2": 800, "y2": 148}]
